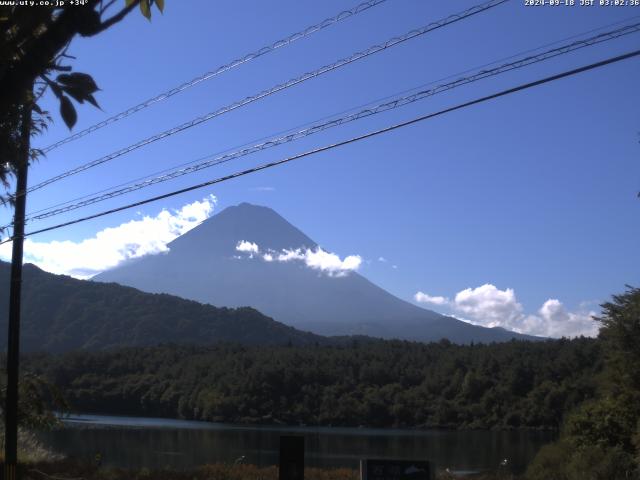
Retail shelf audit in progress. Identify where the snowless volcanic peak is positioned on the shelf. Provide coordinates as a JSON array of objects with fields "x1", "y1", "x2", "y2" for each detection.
[{"x1": 94, "y1": 203, "x2": 538, "y2": 344}]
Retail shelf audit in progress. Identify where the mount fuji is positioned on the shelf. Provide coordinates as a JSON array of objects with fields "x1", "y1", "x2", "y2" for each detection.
[{"x1": 94, "y1": 203, "x2": 537, "y2": 343}]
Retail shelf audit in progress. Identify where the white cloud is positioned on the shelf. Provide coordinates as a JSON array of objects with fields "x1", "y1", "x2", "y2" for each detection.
[
  {"x1": 522, "y1": 299, "x2": 598, "y2": 338},
  {"x1": 413, "y1": 283, "x2": 598, "y2": 338},
  {"x1": 235, "y1": 240, "x2": 259, "y2": 254},
  {"x1": 414, "y1": 291, "x2": 449, "y2": 306},
  {"x1": 277, "y1": 247, "x2": 361, "y2": 276},
  {"x1": 454, "y1": 284, "x2": 524, "y2": 330},
  {"x1": 305, "y1": 248, "x2": 361, "y2": 275},
  {"x1": 378, "y1": 256, "x2": 387, "y2": 262},
  {"x1": 236, "y1": 243, "x2": 361, "y2": 277},
  {"x1": 277, "y1": 248, "x2": 305, "y2": 262},
  {"x1": 0, "y1": 196, "x2": 217, "y2": 279}
]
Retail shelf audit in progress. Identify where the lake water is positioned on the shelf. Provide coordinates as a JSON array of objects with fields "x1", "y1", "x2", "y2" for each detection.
[{"x1": 37, "y1": 414, "x2": 555, "y2": 474}]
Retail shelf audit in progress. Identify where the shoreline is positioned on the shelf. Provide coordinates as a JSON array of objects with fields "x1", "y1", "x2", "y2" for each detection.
[
  {"x1": 36, "y1": 415, "x2": 544, "y2": 477},
  {"x1": 14, "y1": 459, "x2": 511, "y2": 480},
  {"x1": 57, "y1": 411, "x2": 560, "y2": 433}
]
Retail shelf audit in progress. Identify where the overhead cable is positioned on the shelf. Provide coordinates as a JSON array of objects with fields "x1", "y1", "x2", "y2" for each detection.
[
  {"x1": 27, "y1": 13, "x2": 640, "y2": 222},
  {"x1": 22, "y1": 21, "x2": 640, "y2": 224},
  {"x1": 2, "y1": 47, "x2": 637, "y2": 244},
  {"x1": 39, "y1": 0, "x2": 389, "y2": 154},
  {"x1": 25, "y1": 0, "x2": 508, "y2": 195}
]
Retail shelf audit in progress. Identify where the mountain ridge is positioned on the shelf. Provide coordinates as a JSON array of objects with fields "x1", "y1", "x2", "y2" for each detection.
[{"x1": 95, "y1": 202, "x2": 539, "y2": 343}]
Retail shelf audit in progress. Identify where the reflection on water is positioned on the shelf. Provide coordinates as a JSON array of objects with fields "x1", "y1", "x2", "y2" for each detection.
[{"x1": 37, "y1": 414, "x2": 555, "y2": 474}]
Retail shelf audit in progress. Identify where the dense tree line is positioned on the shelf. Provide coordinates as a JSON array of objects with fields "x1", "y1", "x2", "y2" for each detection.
[
  {"x1": 26, "y1": 337, "x2": 601, "y2": 431},
  {"x1": 526, "y1": 287, "x2": 640, "y2": 479}
]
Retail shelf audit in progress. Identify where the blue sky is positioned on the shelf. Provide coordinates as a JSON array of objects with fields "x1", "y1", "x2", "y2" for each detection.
[{"x1": 2, "y1": 0, "x2": 639, "y2": 336}]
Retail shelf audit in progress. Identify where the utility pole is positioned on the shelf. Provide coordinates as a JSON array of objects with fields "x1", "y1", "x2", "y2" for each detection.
[{"x1": 4, "y1": 90, "x2": 32, "y2": 480}]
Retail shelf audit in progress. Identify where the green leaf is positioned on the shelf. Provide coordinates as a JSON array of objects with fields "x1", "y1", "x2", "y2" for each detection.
[
  {"x1": 61, "y1": 85, "x2": 86, "y2": 104},
  {"x1": 49, "y1": 82, "x2": 62, "y2": 98},
  {"x1": 155, "y1": 0, "x2": 164, "y2": 13},
  {"x1": 86, "y1": 94, "x2": 101, "y2": 110},
  {"x1": 125, "y1": 0, "x2": 136, "y2": 6},
  {"x1": 56, "y1": 72, "x2": 99, "y2": 94},
  {"x1": 59, "y1": 95, "x2": 77, "y2": 130},
  {"x1": 140, "y1": 0, "x2": 151, "y2": 19}
]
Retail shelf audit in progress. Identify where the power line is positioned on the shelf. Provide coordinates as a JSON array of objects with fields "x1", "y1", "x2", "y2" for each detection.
[
  {"x1": 19, "y1": 20, "x2": 640, "y2": 223},
  {"x1": 3, "y1": 47, "x2": 637, "y2": 244},
  {"x1": 21, "y1": 21, "x2": 640, "y2": 225},
  {"x1": 38, "y1": 0, "x2": 388, "y2": 154},
  {"x1": 24, "y1": 13, "x2": 640, "y2": 222},
  {"x1": 25, "y1": 0, "x2": 508, "y2": 196},
  {"x1": 29, "y1": 0, "x2": 507, "y2": 194}
]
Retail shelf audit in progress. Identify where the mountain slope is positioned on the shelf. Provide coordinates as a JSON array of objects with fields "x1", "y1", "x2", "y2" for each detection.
[
  {"x1": 0, "y1": 261, "x2": 325, "y2": 352},
  {"x1": 95, "y1": 203, "x2": 537, "y2": 343}
]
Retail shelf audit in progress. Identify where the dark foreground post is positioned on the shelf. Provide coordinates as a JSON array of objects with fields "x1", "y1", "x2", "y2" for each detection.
[
  {"x1": 4, "y1": 99, "x2": 32, "y2": 480},
  {"x1": 279, "y1": 435, "x2": 305, "y2": 480}
]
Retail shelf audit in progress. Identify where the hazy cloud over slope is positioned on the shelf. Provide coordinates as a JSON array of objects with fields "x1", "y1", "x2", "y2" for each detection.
[
  {"x1": 0, "y1": 196, "x2": 217, "y2": 279},
  {"x1": 235, "y1": 240, "x2": 362, "y2": 277}
]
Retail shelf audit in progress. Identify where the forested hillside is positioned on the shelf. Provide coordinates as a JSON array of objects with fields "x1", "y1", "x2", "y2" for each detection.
[
  {"x1": 27, "y1": 337, "x2": 601, "y2": 430},
  {"x1": 0, "y1": 262, "x2": 326, "y2": 351}
]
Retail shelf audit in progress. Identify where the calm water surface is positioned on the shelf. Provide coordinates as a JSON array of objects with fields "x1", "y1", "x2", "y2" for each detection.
[{"x1": 37, "y1": 414, "x2": 555, "y2": 474}]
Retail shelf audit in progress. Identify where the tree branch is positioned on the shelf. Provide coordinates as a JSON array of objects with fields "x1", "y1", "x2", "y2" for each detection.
[
  {"x1": 0, "y1": 1, "x2": 139, "y2": 114},
  {"x1": 93, "y1": 0, "x2": 139, "y2": 35},
  {"x1": 100, "y1": 0, "x2": 118, "y2": 15}
]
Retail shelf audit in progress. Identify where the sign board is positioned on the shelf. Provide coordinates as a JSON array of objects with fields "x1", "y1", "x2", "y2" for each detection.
[
  {"x1": 279, "y1": 435, "x2": 305, "y2": 480},
  {"x1": 360, "y1": 459, "x2": 432, "y2": 480}
]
